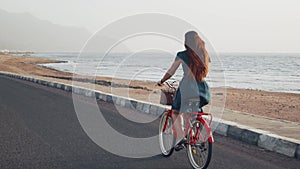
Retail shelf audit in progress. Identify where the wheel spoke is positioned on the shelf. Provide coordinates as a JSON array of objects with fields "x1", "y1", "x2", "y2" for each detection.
[
  {"x1": 187, "y1": 120, "x2": 212, "y2": 169},
  {"x1": 159, "y1": 113, "x2": 175, "y2": 157}
]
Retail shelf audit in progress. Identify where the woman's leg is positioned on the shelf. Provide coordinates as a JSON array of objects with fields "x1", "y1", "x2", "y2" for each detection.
[
  {"x1": 172, "y1": 110, "x2": 184, "y2": 140},
  {"x1": 171, "y1": 89, "x2": 184, "y2": 140}
]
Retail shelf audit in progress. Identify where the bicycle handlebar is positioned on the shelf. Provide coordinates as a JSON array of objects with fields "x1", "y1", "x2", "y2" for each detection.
[{"x1": 164, "y1": 81, "x2": 177, "y2": 91}]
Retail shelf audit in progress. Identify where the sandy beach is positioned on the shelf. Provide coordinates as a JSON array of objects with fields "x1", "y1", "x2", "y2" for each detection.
[{"x1": 1, "y1": 54, "x2": 299, "y2": 123}]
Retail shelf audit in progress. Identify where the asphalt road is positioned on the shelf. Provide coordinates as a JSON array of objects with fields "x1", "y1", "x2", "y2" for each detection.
[{"x1": 0, "y1": 75, "x2": 299, "y2": 169}]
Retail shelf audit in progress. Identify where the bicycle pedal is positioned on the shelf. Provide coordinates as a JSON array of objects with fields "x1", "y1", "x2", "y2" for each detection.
[{"x1": 174, "y1": 144, "x2": 185, "y2": 151}]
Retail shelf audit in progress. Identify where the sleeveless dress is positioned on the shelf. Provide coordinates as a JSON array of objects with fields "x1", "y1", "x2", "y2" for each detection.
[{"x1": 171, "y1": 50, "x2": 211, "y2": 112}]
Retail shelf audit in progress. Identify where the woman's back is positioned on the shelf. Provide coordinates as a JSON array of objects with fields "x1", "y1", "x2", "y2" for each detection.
[{"x1": 176, "y1": 50, "x2": 210, "y2": 108}]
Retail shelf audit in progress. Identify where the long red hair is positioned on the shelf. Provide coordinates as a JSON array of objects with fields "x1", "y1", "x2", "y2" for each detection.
[{"x1": 184, "y1": 31, "x2": 209, "y2": 82}]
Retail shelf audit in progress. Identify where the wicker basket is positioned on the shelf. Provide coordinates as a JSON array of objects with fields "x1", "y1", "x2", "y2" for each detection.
[{"x1": 160, "y1": 88, "x2": 176, "y2": 105}]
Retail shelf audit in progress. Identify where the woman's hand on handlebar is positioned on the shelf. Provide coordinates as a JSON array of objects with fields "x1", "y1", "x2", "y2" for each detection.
[
  {"x1": 157, "y1": 81, "x2": 163, "y2": 86},
  {"x1": 157, "y1": 80, "x2": 163, "y2": 86}
]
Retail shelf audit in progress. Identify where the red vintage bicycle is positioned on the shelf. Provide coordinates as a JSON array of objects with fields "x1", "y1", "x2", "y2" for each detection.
[{"x1": 158, "y1": 82, "x2": 214, "y2": 169}]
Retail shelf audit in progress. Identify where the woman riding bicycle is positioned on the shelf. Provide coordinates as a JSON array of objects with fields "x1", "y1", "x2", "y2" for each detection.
[{"x1": 157, "y1": 31, "x2": 211, "y2": 144}]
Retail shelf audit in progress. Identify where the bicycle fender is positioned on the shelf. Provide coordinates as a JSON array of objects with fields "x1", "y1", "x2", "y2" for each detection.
[
  {"x1": 208, "y1": 135, "x2": 214, "y2": 143},
  {"x1": 199, "y1": 118, "x2": 214, "y2": 143}
]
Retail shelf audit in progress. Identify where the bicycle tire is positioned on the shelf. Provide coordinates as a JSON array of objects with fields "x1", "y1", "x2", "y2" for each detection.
[
  {"x1": 187, "y1": 120, "x2": 212, "y2": 169},
  {"x1": 158, "y1": 112, "x2": 175, "y2": 157}
]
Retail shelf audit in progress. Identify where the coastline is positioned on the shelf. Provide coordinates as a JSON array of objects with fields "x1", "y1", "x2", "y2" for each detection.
[{"x1": 1, "y1": 54, "x2": 299, "y2": 123}]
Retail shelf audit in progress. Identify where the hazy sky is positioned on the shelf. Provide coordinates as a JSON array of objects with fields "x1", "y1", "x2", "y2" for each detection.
[{"x1": 1, "y1": 0, "x2": 300, "y2": 52}]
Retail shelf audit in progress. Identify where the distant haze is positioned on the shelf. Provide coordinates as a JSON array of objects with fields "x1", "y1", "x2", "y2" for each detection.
[
  {"x1": 0, "y1": 9, "x2": 91, "y2": 52},
  {"x1": 0, "y1": 0, "x2": 300, "y2": 52}
]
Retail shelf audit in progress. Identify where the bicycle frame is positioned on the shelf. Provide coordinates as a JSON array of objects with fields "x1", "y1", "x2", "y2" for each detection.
[{"x1": 162, "y1": 110, "x2": 214, "y2": 143}]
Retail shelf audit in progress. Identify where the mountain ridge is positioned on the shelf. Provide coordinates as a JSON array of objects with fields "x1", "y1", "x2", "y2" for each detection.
[{"x1": 0, "y1": 9, "x2": 92, "y2": 52}]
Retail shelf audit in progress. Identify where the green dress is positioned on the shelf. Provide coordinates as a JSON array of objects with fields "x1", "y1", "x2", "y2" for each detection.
[{"x1": 171, "y1": 50, "x2": 211, "y2": 112}]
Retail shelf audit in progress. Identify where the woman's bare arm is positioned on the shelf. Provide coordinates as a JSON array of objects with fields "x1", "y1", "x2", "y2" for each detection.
[{"x1": 159, "y1": 59, "x2": 182, "y2": 84}]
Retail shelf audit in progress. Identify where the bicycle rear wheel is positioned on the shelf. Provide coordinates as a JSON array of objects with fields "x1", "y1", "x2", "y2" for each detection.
[
  {"x1": 158, "y1": 112, "x2": 175, "y2": 157},
  {"x1": 187, "y1": 120, "x2": 212, "y2": 169}
]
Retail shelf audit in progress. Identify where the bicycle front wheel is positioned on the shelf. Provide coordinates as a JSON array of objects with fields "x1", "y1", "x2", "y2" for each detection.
[
  {"x1": 187, "y1": 120, "x2": 212, "y2": 169},
  {"x1": 158, "y1": 112, "x2": 175, "y2": 157}
]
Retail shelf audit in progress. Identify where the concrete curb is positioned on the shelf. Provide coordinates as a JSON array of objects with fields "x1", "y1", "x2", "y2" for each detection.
[{"x1": 1, "y1": 71, "x2": 299, "y2": 160}]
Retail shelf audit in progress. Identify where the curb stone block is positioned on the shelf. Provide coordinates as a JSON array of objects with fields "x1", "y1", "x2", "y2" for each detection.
[
  {"x1": 49, "y1": 82, "x2": 54, "y2": 87},
  {"x1": 84, "y1": 89, "x2": 94, "y2": 97},
  {"x1": 116, "y1": 97, "x2": 121, "y2": 105},
  {"x1": 73, "y1": 87, "x2": 81, "y2": 95},
  {"x1": 136, "y1": 102, "x2": 144, "y2": 112},
  {"x1": 101, "y1": 94, "x2": 107, "y2": 102},
  {"x1": 53, "y1": 83, "x2": 58, "y2": 89},
  {"x1": 112, "y1": 96, "x2": 118, "y2": 103},
  {"x1": 102, "y1": 94, "x2": 107, "y2": 101},
  {"x1": 106, "y1": 95, "x2": 113, "y2": 103},
  {"x1": 79, "y1": 88, "x2": 85, "y2": 95},
  {"x1": 100, "y1": 94, "x2": 107, "y2": 102},
  {"x1": 228, "y1": 126, "x2": 259, "y2": 145},
  {"x1": 124, "y1": 100, "x2": 132, "y2": 109},
  {"x1": 142, "y1": 104, "x2": 150, "y2": 114},
  {"x1": 42, "y1": 81, "x2": 47, "y2": 85},
  {"x1": 227, "y1": 126, "x2": 243, "y2": 140},
  {"x1": 130, "y1": 100, "x2": 137, "y2": 109},
  {"x1": 96, "y1": 93, "x2": 102, "y2": 100},
  {"x1": 258, "y1": 134, "x2": 277, "y2": 151},
  {"x1": 56, "y1": 84, "x2": 61, "y2": 89},
  {"x1": 214, "y1": 122, "x2": 229, "y2": 136},
  {"x1": 72, "y1": 87, "x2": 78, "y2": 94},
  {"x1": 60, "y1": 84, "x2": 65, "y2": 90},
  {"x1": 83, "y1": 89, "x2": 90, "y2": 97},
  {"x1": 120, "y1": 98, "x2": 126, "y2": 107},
  {"x1": 296, "y1": 145, "x2": 300, "y2": 159},
  {"x1": 258, "y1": 134, "x2": 297, "y2": 157},
  {"x1": 156, "y1": 106, "x2": 167, "y2": 116},
  {"x1": 274, "y1": 138, "x2": 297, "y2": 157},
  {"x1": 65, "y1": 85, "x2": 72, "y2": 91},
  {"x1": 95, "y1": 92, "x2": 100, "y2": 99},
  {"x1": 149, "y1": 105, "x2": 158, "y2": 115}
]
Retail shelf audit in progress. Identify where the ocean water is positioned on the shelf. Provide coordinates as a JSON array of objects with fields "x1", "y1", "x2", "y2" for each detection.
[{"x1": 27, "y1": 52, "x2": 300, "y2": 94}]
